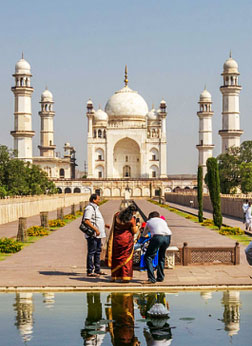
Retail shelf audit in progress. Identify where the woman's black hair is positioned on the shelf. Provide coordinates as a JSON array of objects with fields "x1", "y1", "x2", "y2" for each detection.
[{"x1": 118, "y1": 204, "x2": 137, "y2": 223}]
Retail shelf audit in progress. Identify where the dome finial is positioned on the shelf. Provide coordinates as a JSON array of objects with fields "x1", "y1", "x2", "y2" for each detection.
[
  {"x1": 22, "y1": 51, "x2": 24, "y2": 59},
  {"x1": 124, "y1": 65, "x2": 128, "y2": 86},
  {"x1": 229, "y1": 50, "x2": 232, "y2": 58},
  {"x1": 204, "y1": 84, "x2": 207, "y2": 90}
]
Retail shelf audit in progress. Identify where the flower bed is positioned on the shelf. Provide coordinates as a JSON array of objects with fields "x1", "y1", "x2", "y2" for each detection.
[
  {"x1": 26, "y1": 226, "x2": 49, "y2": 237},
  {"x1": 0, "y1": 238, "x2": 22, "y2": 253}
]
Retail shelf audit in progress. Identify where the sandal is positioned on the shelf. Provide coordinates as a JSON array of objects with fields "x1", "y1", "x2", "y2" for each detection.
[
  {"x1": 96, "y1": 271, "x2": 106, "y2": 275},
  {"x1": 87, "y1": 273, "x2": 99, "y2": 277}
]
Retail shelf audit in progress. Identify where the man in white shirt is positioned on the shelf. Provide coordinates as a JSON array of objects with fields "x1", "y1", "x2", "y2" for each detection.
[
  {"x1": 242, "y1": 199, "x2": 249, "y2": 224},
  {"x1": 142, "y1": 211, "x2": 172, "y2": 284},
  {"x1": 84, "y1": 194, "x2": 110, "y2": 277}
]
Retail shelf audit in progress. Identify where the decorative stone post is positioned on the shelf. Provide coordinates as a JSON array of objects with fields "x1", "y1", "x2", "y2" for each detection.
[
  {"x1": 17, "y1": 217, "x2": 27, "y2": 242},
  {"x1": 79, "y1": 202, "x2": 85, "y2": 212},
  {"x1": 182, "y1": 242, "x2": 189, "y2": 266},
  {"x1": 71, "y1": 204, "x2": 76, "y2": 215},
  {"x1": 57, "y1": 207, "x2": 64, "y2": 220},
  {"x1": 40, "y1": 211, "x2": 48, "y2": 228},
  {"x1": 234, "y1": 242, "x2": 240, "y2": 265}
]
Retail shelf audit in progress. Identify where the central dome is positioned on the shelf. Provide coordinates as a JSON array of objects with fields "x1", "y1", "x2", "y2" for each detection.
[{"x1": 105, "y1": 85, "x2": 148, "y2": 120}]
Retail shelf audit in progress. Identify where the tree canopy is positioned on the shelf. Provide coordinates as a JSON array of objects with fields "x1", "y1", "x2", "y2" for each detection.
[
  {"x1": 217, "y1": 140, "x2": 252, "y2": 194},
  {"x1": 0, "y1": 145, "x2": 57, "y2": 198}
]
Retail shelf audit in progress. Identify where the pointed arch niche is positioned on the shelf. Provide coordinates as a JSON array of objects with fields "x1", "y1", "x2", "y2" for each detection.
[{"x1": 113, "y1": 138, "x2": 140, "y2": 178}]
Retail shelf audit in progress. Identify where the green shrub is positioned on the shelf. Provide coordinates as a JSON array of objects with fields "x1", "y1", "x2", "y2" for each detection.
[
  {"x1": 185, "y1": 215, "x2": 198, "y2": 221},
  {"x1": 201, "y1": 219, "x2": 214, "y2": 227},
  {"x1": 219, "y1": 227, "x2": 244, "y2": 236},
  {"x1": 197, "y1": 166, "x2": 203, "y2": 222},
  {"x1": 64, "y1": 214, "x2": 77, "y2": 220},
  {"x1": 26, "y1": 226, "x2": 49, "y2": 237},
  {"x1": 206, "y1": 158, "x2": 222, "y2": 228},
  {"x1": 75, "y1": 210, "x2": 83, "y2": 217},
  {"x1": 48, "y1": 219, "x2": 66, "y2": 227},
  {"x1": 0, "y1": 238, "x2": 22, "y2": 253}
]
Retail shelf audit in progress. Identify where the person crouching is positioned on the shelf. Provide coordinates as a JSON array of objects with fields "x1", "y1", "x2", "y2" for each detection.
[{"x1": 142, "y1": 211, "x2": 172, "y2": 284}]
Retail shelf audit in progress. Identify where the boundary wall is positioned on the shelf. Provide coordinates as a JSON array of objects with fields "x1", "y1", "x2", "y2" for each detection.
[
  {"x1": 165, "y1": 193, "x2": 247, "y2": 219},
  {"x1": 0, "y1": 193, "x2": 89, "y2": 225}
]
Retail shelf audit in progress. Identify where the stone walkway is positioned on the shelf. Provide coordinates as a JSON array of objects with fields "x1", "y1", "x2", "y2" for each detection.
[
  {"x1": 0, "y1": 206, "x2": 72, "y2": 239},
  {"x1": 166, "y1": 201, "x2": 252, "y2": 236},
  {"x1": 0, "y1": 199, "x2": 251, "y2": 290}
]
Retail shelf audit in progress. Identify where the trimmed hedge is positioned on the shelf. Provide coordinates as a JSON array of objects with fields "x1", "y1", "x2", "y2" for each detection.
[
  {"x1": 49, "y1": 219, "x2": 66, "y2": 228},
  {"x1": 206, "y1": 158, "x2": 222, "y2": 229},
  {"x1": 197, "y1": 166, "x2": 203, "y2": 222},
  {"x1": 26, "y1": 226, "x2": 49, "y2": 237},
  {"x1": 219, "y1": 227, "x2": 244, "y2": 236},
  {"x1": 0, "y1": 238, "x2": 22, "y2": 253}
]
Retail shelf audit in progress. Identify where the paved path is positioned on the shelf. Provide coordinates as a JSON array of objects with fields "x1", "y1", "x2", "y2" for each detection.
[
  {"x1": 166, "y1": 201, "x2": 252, "y2": 236},
  {"x1": 0, "y1": 199, "x2": 251, "y2": 289},
  {"x1": 0, "y1": 206, "x2": 72, "y2": 239}
]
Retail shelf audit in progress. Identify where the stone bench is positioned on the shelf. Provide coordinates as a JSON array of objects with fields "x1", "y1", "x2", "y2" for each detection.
[
  {"x1": 165, "y1": 246, "x2": 179, "y2": 269},
  {"x1": 133, "y1": 245, "x2": 179, "y2": 269}
]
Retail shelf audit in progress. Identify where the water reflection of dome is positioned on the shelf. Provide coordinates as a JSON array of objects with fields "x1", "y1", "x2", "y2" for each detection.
[
  {"x1": 13, "y1": 293, "x2": 34, "y2": 343},
  {"x1": 222, "y1": 291, "x2": 240, "y2": 337}
]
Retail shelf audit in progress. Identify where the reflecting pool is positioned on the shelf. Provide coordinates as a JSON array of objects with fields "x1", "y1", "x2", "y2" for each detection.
[{"x1": 0, "y1": 290, "x2": 251, "y2": 345}]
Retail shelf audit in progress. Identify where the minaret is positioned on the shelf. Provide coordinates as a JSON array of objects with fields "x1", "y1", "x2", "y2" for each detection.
[
  {"x1": 219, "y1": 52, "x2": 243, "y2": 153},
  {"x1": 159, "y1": 99, "x2": 167, "y2": 178},
  {"x1": 196, "y1": 87, "x2": 215, "y2": 177},
  {"x1": 86, "y1": 99, "x2": 94, "y2": 178},
  {"x1": 38, "y1": 88, "x2": 56, "y2": 157},
  {"x1": 11, "y1": 54, "x2": 34, "y2": 162}
]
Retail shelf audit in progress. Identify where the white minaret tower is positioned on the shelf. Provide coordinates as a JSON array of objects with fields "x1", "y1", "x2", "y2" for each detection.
[
  {"x1": 196, "y1": 87, "x2": 215, "y2": 177},
  {"x1": 159, "y1": 99, "x2": 167, "y2": 178},
  {"x1": 38, "y1": 88, "x2": 56, "y2": 157},
  {"x1": 11, "y1": 54, "x2": 34, "y2": 162},
  {"x1": 219, "y1": 53, "x2": 243, "y2": 153},
  {"x1": 86, "y1": 99, "x2": 94, "y2": 178}
]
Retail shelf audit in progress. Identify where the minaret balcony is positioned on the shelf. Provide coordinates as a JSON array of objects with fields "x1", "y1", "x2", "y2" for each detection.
[
  {"x1": 38, "y1": 145, "x2": 56, "y2": 150},
  {"x1": 10, "y1": 130, "x2": 35, "y2": 138},
  {"x1": 11, "y1": 86, "x2": 34, "y2": 92},
  {"x1": 220, "y1": 85, "x2": 242, "y2": 91},
  {"x1": 219, "y1": 129, "x2": 243, "y2": 136},
  {"x1": 196, "y1": 144, "x2": 214, "y2": 149}
]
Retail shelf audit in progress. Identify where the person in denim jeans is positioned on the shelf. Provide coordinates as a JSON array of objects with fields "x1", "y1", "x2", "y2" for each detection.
[
  {"x1": 84, "y1": 193, "x2": 110, "y2": 277},
  {"x1": 142, "y1": 211, "x2": 172, "y2": 284}
]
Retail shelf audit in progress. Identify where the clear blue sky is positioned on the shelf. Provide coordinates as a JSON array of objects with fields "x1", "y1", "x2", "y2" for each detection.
[{"x1": 0, "y1": 0, "x2": 252, "y2": 174}]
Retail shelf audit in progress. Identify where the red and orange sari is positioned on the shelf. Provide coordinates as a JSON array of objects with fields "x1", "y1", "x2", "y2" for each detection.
[{"x1": 107, "y1": 213, "x2": 136, "y2": 281}]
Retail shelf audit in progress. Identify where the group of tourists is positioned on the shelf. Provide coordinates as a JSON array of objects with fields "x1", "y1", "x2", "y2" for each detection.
[
  {"x1": 242, "y1": 199, "x2": 252, "y2": 231},
  {"x1": 82, "y1": 193, "x2": 172, "y2": 284}
]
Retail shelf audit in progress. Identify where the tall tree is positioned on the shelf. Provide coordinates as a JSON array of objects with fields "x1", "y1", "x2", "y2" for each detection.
[
  {"x1": 217, "y1": 147, "x2": 240, "y2": 194},
  {"x1": 240, "y1": 162, "x2": 252, "y2": 194},
  {"x1": 197, "y1": 166, "x2": 203, "y2": 222},
  {"x1": 206, "y1": 157, "x2": 222, "y2": 229},
  {"x1": 0, "y1": 145, "x2": 57, "y2": 197}
]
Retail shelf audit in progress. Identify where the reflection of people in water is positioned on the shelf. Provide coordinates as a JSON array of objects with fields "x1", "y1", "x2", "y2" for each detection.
[
  {"x1": 80, "y1": 293, "x2": 106, "y2": 345},
  {"x1": 106, "y1": 293, "x2": 140, "y2": 345}
]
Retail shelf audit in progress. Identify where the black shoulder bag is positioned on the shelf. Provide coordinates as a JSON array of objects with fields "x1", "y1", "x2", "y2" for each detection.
[{"x1": 79, "y1": 204, "x2": 96, "y2": 237}]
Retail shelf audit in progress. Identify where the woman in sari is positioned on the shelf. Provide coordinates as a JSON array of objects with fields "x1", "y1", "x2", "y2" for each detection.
[{"x1": 108, "y1": 205, "x2": 139, "y2": 283}]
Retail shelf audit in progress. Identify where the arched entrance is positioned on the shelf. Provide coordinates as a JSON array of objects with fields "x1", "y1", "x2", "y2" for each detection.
[{"x1": 113, "y1": 138, "x2": 140, "y2": 178}]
